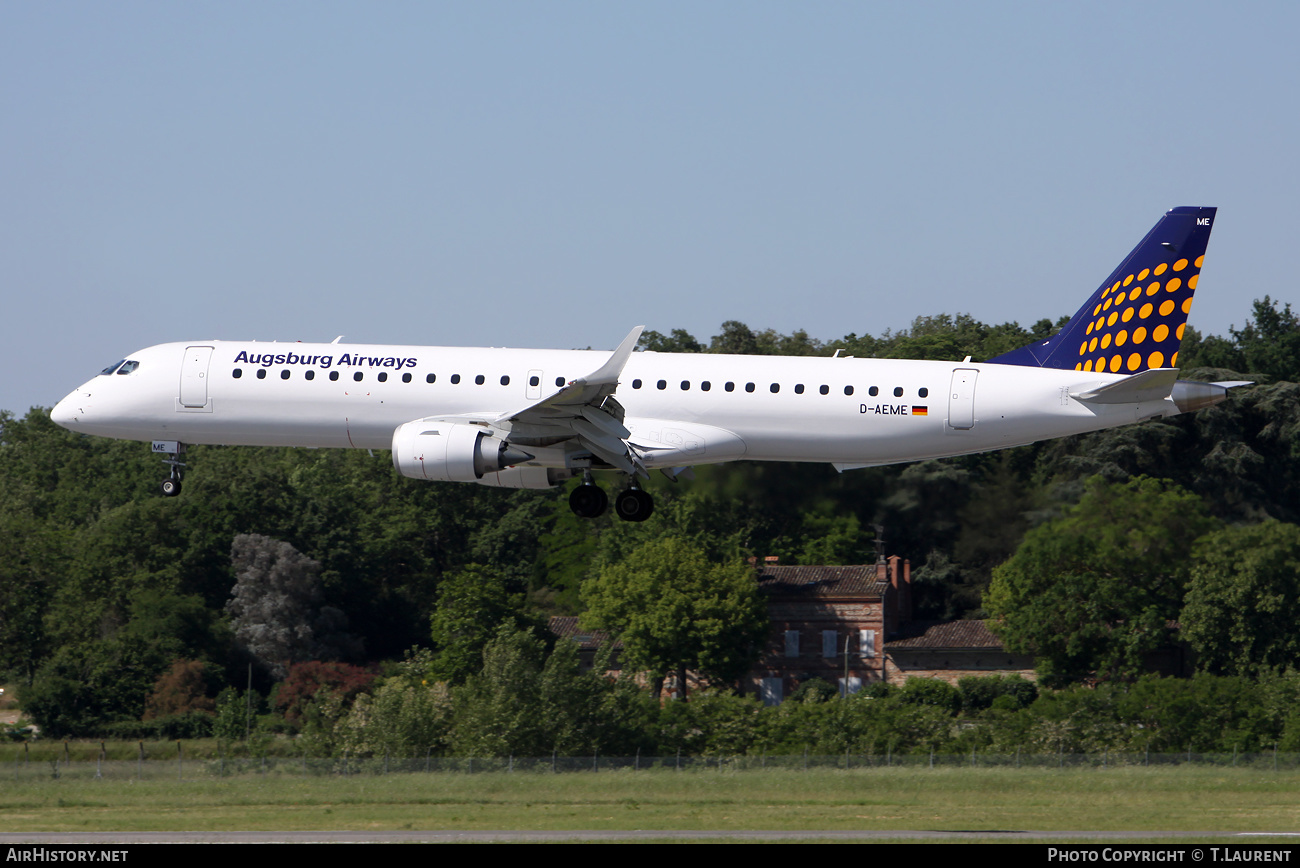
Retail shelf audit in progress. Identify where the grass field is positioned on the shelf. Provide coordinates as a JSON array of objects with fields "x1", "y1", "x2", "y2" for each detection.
[{"x1": 2, "y1": 766, "x2": 1299, "y2": 834}]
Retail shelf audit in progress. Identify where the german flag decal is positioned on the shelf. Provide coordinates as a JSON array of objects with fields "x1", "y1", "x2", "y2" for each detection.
[{"x1": 912, "y1": 406, "x2": 928, "y2": 416}]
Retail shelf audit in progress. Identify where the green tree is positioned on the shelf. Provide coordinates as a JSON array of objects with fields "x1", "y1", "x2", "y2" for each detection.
[
  {"x1": 428, "y1": 564, "x2": 543, "y2": 684},
  {"x1": 581, "y1": 536, "x2": 768, "y2": 697},
  {"x1": 986, "y1": 477, "x2": 1219, "y2": 686},
  {"x1": 448, "y1": 624, "x2": 548, "y2": 757},
  {"x1": 1181, "y1": 521, "x2": 1300, "y2": 676}
]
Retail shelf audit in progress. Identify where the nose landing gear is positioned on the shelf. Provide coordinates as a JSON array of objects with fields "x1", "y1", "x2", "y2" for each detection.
[{"x1": 154, "y1": 440, "x2": 185, "y2": 497}]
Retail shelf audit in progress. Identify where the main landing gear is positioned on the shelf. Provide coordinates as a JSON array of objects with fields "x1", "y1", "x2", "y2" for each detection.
[
  {"x1": 568, "y1": 473, "x2": 654, "y2": 522},
  {"x1": 155, "y1": 440, "x2": 185, "y2": 497}
]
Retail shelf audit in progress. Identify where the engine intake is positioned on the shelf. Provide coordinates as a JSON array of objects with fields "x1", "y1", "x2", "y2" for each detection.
[{"x1": 392, "y1": 420, "x2": 533, "y2": 482}]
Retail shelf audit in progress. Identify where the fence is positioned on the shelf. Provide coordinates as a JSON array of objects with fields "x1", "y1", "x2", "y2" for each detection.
[{"x1": 10, "y1": 748, "x2": 1300, "y2": 782}]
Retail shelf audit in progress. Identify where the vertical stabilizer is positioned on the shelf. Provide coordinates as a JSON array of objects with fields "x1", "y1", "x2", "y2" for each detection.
[{"x1": 989, "y1": 206, "x2": 1216, "y2": 373}]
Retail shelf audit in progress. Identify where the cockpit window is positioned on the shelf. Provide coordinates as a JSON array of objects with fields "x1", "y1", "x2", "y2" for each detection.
[
  {"x1": 100, "y1": 360, "x2": 125, "y2": 376},
  {"x1": 116, "y1": 360, "x2": 139, "y2": 375}
]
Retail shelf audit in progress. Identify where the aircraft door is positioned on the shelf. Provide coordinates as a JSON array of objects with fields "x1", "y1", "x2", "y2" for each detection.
[
  {"x1": 526, "y1": 369, "x2": 543, "y2": 400},
  {"x1": 947, "y1": 368, "x2": 978, "y2": 430},
  {"x1": 180, "y1": 346, "x2": 214, "y2": 409}
]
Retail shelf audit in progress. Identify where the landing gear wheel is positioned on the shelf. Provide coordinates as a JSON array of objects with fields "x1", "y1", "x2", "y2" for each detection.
[
  {"x1": 569, "y1": 484, "x2": 608, "y2": 519},
  {"x1": 614, "y1": 488, "x2": 654, "y2": 522},
  {"x1": 160, "y1": 477, "x2": 182, "y2": 497}
]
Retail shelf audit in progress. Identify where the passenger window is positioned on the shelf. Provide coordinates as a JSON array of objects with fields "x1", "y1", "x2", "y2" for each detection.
[
  {"x1": 353, "y1": 372, "x2": 364, "y2": 382},
  {"x1": 475, "y1": 375, "x2": 485, "y2": 385},
  {"x1": 657, "y1": 380, "x2": 667, "y2": 390},
  {"x1": 919, "y1": 387, "x2": 929, "y2": 398},
  {"x1": 632, "y1": 379, "x2": 642, "y2": 389},
  {"x1": 745, "y1": 383, "x2": 755, "y2": 392},
  {"x1": 451, "y1": 374, "x2": 461, "y2": 384},
  {"x1": 256, "y1": 369, "x2": 267, "y2": 380},
  {"x1": 377, "y1": 372, "x2": 388, "y2": 383},
  {"x1": 402, "y1": 373, "x2": 411, "y2": 383},
  {"x1": 725, "y1": 382, "x2": 735, "y2": 392},
  {"x1": 426, "y1": 373, "x2": 436, "y2": 383},
  {"x1": 555, "y1": 377, "x2": 565, "y2": 387},
  {"x1": 869, "y1": 386, "x2": 879, "y2": 397},
  {"x1": 844, "y1": 385, "x2": 854, "y2": 396},
  {"x1": 819, "y1": 385, "x2": 829, "y2": 395},
  {"x1": 701, "y1": 381, "x2": 711, "y2": 391},
  {"x1": 795, "y1": 384, "x2": 804, "y2": 394},
  {"x1": 500, "y1": 375, "x2": 510, "y2": 386},
  {"x1": 893, "y1": 386, "x2": 903, "y2": 397},
  {"x1": 281, "y1": 370, "x2": 290, "y2": 380},
  {"x1": 769, "y1": 383, "x2": 779, "y2": 393},
  {"x1": 681, "y1": 381, "x2": 690, "y2": 390},
  {"x1": 306, "y1": 370, "x2": 315, "y2": 381},
  {"x1": 233, "y1": 369, "x2": 243, "y2": 379},
  {"x1": 530, "y1": 375, "x2": 540, "y2": 387},
  {"x1": 330, "y1": 371, "x2": 340, "y2": 381}
]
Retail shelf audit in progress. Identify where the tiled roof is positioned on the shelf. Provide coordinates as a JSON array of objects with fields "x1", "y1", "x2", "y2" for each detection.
[
  {"x1": 756, "y1": 565, "x2": 888, "y2": 598},
  {"x1": 887, "y1": 620, "x2": 1005, "y2": 651},
  {"x1": 548, "y1": 616, "x2": 620, "y2": 650}
]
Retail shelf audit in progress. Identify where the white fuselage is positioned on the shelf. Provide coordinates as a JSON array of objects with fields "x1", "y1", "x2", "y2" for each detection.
[{"x1": 51, "y1": 339, "x2": 1180, "y2": 471}]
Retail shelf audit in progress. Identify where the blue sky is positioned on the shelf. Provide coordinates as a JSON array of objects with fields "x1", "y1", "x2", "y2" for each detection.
[{"x1": 3, "y1": 1, "x2": 1296, "y2": 413}]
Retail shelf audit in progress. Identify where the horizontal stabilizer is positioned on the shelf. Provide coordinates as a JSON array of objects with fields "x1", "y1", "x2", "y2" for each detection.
[{"x1": 1071, "y1": 368, "x2": 1179, "y2": 404}]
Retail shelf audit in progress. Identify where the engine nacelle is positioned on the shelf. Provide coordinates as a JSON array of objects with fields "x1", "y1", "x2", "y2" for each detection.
[
  {"x1": 391, "y1": 420, "x2": 533, "y2": 482},
  {"x1": 475, "y1": 466, "x2": 569, "y2": 489}
]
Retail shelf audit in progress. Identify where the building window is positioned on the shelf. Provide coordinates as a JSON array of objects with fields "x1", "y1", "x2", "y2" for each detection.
[
  {"x1": 859, "y1": 629, "x2": 876, "y2": 657},
  {"x1": 822, "y1": 630, "x2": 838, "y2": 659},
  {"x1": 784, "y1": 630, "x2": 800, "y2": 658},
  {"x1": 760, "y1": 678, "x2": 784, "y2": 707}
]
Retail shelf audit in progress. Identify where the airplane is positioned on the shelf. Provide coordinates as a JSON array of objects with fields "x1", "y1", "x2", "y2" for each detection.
[{"x1": 52, "y1": 205, "x2": 1246, "y2": 522}]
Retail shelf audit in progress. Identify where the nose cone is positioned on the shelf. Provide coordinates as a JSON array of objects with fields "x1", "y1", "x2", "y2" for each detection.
[{"x1": 50, "y1": 391, "x2": 85, "y2": 429}]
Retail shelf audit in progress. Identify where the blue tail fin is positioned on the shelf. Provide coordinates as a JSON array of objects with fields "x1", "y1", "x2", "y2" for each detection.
[{"x1": 989, "y1": 206, "x2": 1216, "y2": 373}]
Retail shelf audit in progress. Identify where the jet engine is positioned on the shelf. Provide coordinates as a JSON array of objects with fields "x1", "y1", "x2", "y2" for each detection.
[{"x1": 391, "y1": 420, "x2": 534, "y2": 483}]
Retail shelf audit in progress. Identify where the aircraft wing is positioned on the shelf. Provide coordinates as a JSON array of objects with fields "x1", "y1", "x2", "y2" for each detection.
[{"x1": 494, "y1": 326, "x2": 647, "y2": 476}]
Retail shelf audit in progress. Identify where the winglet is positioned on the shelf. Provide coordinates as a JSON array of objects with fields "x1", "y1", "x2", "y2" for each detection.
[{"x1": 573, "y1": 326, "x2": 644, "y2": 387}]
